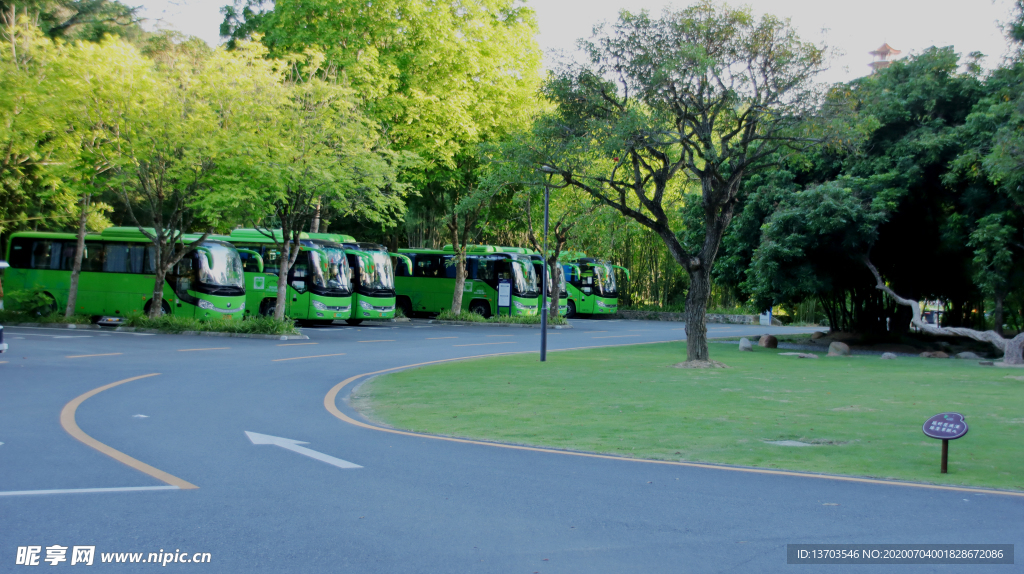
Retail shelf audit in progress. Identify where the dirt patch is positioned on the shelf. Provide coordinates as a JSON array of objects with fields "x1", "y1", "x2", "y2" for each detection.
[{"x1": 674, "y1": 360, "x2": 730, "y2": 369}]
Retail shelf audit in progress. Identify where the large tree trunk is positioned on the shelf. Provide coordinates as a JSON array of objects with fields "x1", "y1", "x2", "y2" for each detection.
[
  {"x1": 310, "y1": 198, "x2": 321, "y2": 233},
  {"x1": 994, "y1": 293, "x2": 1005, "y2": 337},
  {"x1": 150, "y1": 268, "x2": 167, "y2": 318},
  {"x1": 448, "y1": 214, "x2": 466, "y2": 315},
  {"x1": 684, "y1": 267, "x2": 711, "y2": 362},
  {"x1": 452, "y1": 254, "x2": 467, "y2": 314},
  {"x1": 274, "y1": 239, "x2": 295, "y2": 322},
  {"x1": 547, "y1": 259, "x2": 560, "y2": 316},
  {"x1": 864, "y1": 257, "x2": 1024, "y2": 364},
  {"x1": 65, "y1": 194, "x2": 90, "y2": 317}
]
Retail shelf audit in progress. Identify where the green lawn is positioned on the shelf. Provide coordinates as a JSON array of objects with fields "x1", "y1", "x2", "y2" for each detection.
[{"x1": 352, "y1": 342, "x2": 1024, "y2": 491}]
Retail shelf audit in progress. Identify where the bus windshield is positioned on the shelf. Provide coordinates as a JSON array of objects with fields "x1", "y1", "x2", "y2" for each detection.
[
  {"x1": 197, "y1": 242, "x2": 244, "y2": 289},
  {"x1": 511, "y1": 257, "x2": 539, "y2": 296},
  {"x1": 309, "y1": 247, "x2": 353, "y2": 294},
  {"x1": 593, "y1": 262, "x2": 617, "y2": 295},
  {"x1": 358, "y1": 250, "x2": 395, "y2": 292}
]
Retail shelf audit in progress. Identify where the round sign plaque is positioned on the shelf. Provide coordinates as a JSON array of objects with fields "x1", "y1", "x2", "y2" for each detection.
[{"x1": 923, "y1": 412, "x2": 968, "y2": 440}]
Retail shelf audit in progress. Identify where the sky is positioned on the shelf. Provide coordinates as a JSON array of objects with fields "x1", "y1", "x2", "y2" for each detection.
[{"x1": 133, "y1": 0, "x2": 1018, "y2": 84}]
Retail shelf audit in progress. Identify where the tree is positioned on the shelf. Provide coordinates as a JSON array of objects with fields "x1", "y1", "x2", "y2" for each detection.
[
  {"x1": 222, "y1": 0, "x2": 544, "y2": 315},
  {"x1": 535, "y1": 2, "x2": 827, "y2": 362},
  {"x1": 0, "y1": 12, "x2": 69, "y2": 244},
  {"x1": 208, "y1": 41, "x2": 409, "y2": 321},
  {"x1": 865, "y1": 258, "x2": 1024, "y2": 364},
  {"x1": 481, "y1": 135, "x2": 599, "y2": 315},
  {"x1": 0, "y1": 0, "x2": 141, "y2": 42},
  {"x1": 56, "y1": 36, "x2": 148, "y2": 317},
  {"x1": 101, "y1": 37, "x2": 223, "y2": 318}
]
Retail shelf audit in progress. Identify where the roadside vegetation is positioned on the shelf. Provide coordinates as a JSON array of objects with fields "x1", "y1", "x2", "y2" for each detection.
[
  {"x1": 354, "y1": 342, "x2": 1024, "y2": 491},
  {"x1": 436, "y1": 310, "x2": 568, "y2": 326},
  {"x1": 123, "y1": 314, "x2": 299, "y2": 335}
]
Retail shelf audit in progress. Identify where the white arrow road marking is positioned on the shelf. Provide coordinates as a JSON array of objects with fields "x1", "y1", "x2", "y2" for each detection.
[
  {"x1": 245, "y1": 431, "x2": 362, "y2": 469},
  {"x1": 132, "y1": 414, "x2": 149, "y2": 418}
]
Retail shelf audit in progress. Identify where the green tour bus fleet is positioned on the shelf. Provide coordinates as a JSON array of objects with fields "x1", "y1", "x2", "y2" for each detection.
[
  {"x1": 1, "y1": 230, "x2": 629, "y2": 323},
  {"x1": 4, "y1": 227, "x2": 246, "y2": 320}
]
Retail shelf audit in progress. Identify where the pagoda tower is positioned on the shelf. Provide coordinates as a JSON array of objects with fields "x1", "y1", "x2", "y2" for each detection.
[{"x1": 869, "y1": 43, "x2": 901, "y2": 73}]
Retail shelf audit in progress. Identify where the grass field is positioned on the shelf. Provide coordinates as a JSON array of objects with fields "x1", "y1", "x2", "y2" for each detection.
[{"x1": 352, "y1": 342, "x2": 1024, "y2": 491}]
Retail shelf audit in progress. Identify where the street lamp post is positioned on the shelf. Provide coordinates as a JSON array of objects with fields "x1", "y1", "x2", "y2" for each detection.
[{"x1": 539, "y1": 166, "x2": 557, "y2": 362}]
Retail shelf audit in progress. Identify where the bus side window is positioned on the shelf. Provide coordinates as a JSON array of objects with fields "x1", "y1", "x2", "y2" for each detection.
[
  {"x1": 8, "y1": 237, "x2": 31, "y2": 268},
  {"x1": 30, "y1": 240, "x2": 61, "y2": 270},
  {"x1": 393, "y1": 254, "x2": 411, "y2": 277},
  {"x1": 82, "y1": 242, "x2": 104, "y2": 272},
  {"x1": 414, "y1": 255, "x2": 442, "y2": 278},
  {"x1": 262, "y1": 248, "x2": 281, "y2": 276},
  {"x1": 239, "y1": 251, "x2": 261, "y2": 273},
  {"x1": 290, "y1": 252, "x2": 309, "y2": 293},
  {"x1": 443, "y1": 256, "x2": 458, "y2": 279},
  {"x1": 104, "y1": 243, "x2": 130, "y2": 273}
]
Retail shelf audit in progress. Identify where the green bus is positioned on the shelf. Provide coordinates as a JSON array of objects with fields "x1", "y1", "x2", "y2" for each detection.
[
  {"x1": 395, "y1": 245, "x2": 540, "y2": 318},
  {"x1": 560, "y1": 255, "x2": 629, "y2": 317},
  {"x1": 227, "y1": 228, "x2": 353, "y2": 324},
  {"x1": 3, "y1": 227, "x2": 246, "y2": 319},
  {"x1": 529, "y1": 253, "x2": 569, "y2": 316},
  {"x1": 305, "y1": 233, "x2": 405, "y2": 325}
]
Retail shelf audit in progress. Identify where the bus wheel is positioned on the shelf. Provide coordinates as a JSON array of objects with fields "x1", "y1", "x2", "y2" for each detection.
[
  {"x1": 345, "y1": 319, "x2": 364, "y2": 326},
  {"x1": 259, "y1": 299, "x2": 277, "y2": 317},
  {"x1": 468, "y1": 300, "x2": 491, "y2": 318},
  {"x1": 38, "y1": 293, "x2": 58, "y2": 316},
  {"x1": 144, "y1": 299, "x2": 171, "y2": 316},
  {"x1": 566, "y1": 300, "x2": 577, "y2": 318}
]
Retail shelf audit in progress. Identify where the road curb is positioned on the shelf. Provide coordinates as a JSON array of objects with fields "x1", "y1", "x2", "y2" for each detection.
[
  {"x1": 426, "y1": 320, "x2": 572, "y2": 329},
  {"x1": 4, "y1": 322, "x2": 308, "y2": 340}
]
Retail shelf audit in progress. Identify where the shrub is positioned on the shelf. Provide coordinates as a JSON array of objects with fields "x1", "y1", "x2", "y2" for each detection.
[{"x1": 124, "y1": 313, "x2": 299, "y2": 335}]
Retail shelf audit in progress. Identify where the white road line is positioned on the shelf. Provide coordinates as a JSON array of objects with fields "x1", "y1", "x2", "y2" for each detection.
[
  {"x1": 246, "y1": 431, "x2": 362, "y2": 469},
  {"x1": 0, "y1": 486, "x2": 179, "y2": 497}
]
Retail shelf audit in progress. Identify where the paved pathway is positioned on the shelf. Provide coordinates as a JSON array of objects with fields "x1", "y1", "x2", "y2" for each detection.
[{"x1": 0, "y1": 319, "x2": 1018, "y2": 572}]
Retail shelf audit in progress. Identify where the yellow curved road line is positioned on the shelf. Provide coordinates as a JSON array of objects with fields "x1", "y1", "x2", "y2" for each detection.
[
  {"x1": 325, "y1": 353, "x2": 1024, "y2": 499},
  {"x1": 60, "y1": 374, "x2": 198, "y2": 490}
]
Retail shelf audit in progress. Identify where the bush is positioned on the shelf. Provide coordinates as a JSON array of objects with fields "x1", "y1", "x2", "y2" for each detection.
[
  {"x1": 0, "y1": 309, "x2": 92, "y2": 324},
  {"x1": 4, "y1": 289, "x2": 58, "y2": 315},
  {"x1": 436, "y1": 309, "x2": 486, "y2": 322},
  {"x1": 436, "y1": 309, "x2": 568, "y2": 326},
  {"x1": 123, "y1": 313, "x2": 299, "y2": 335}
]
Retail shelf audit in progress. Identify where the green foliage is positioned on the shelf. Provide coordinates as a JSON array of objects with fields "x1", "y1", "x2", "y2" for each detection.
[
  {"x1": 0, "y1": 0, "x2": 142, "y2": 42},
  {"x1": 123, "y1": 313, "x2": 299, "y2": 335},
  {"x1": 0, "y1": 309, "x2": 91, "y2": 324},
  {"x1": 435, "y1": 309, "x2": 567, "y2": 325},
  {"x1": 436, "y1": 310, "x2": 487, "y2": 322},
  {"x1": 3, "y1": 289, "x2": 57, "y2": 315}
]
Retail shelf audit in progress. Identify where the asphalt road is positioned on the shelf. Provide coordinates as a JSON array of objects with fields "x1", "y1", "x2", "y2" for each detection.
[{"x1": 0, "y1": 318, "x2": 1020, "y2": 573}]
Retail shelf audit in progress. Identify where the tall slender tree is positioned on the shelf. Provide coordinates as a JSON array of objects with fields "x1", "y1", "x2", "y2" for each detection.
[{"x1": 536, "y1": 2, "x2": 827, "y2": 362}]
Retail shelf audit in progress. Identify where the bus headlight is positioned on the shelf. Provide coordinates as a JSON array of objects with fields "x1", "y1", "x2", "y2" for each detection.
[
  {"x1": 359, "y1": 301, "x2": 374, "y2": 311},
  {"x1": 312, "y1": 300, "x2": 328, "y2": 311},
  {"x1": 198, "y1": 300, "x2": 215, "y2": 310},
  {"x1": 513, "y1": 301, "x2": 526, "y2": 310}
]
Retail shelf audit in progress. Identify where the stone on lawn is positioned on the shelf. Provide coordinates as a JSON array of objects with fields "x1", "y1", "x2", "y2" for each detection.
[
  {"x1": 955, "y1": 351, "x2": 982, "y2": 360},
  {"x1": 920, "y1": 351, "x2": 950, "y2": 359},
  {"x1": 758, "y1": 335, "x2": 778, "y2": 348},
  {"x1": 880, "y1": 352, "x2": 898, "y2": 360},
  {"x1": 827, "y1": 342, "x2": 851, "y2": 356},
  {"x1": 811, "y1": 331, "x2": 828, "y2": 340},
  {"x1": 738, "y1": 338, "x2": 753, "y2": 351}
]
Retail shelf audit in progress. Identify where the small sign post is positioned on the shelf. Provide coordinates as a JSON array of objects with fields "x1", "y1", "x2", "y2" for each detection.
[
  {"x1": 497, "y1": 280, "x2": 511, "y2": 318},
  {"x1": 922, "y1": 412, "x2": 968, "y2": 473}
]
